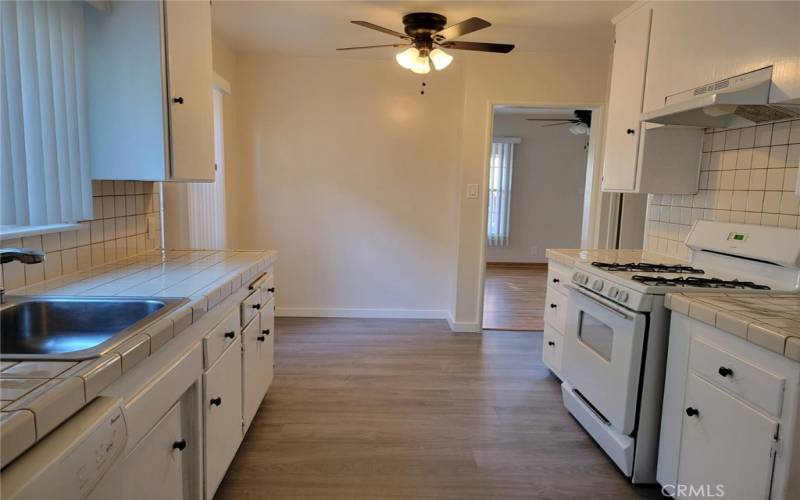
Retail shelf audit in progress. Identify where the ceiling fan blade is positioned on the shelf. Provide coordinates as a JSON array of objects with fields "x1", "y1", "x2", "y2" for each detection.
[
  {"x1": 350, "y1": 21, "x2": 409, "y2": 40},
  {"x1": 439, "y1": 41, "x2": 515, "y2": 53},
  {"x1": 434, "y1": 17, "x2": 491, "y2": 41},
  {"x1": 541, "y1": 122, "x2": 573, "y2": 127},
  {"x1": 525, "y1": 118, "x2": 579, "y2": 122},
  {"x1": 336, "y1": 44, "x2": 406, "y2": 51}
]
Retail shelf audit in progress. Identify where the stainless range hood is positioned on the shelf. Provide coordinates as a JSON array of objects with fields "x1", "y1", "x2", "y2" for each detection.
[{"x1": 641, "y1": 67, "x2": 800, "y2": 128}]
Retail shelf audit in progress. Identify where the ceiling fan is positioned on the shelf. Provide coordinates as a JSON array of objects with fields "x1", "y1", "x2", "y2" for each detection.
[
  {"x1": 337, "y1": 13, "x2": 514, "y2": 74},
  {"x1": 526, "y1": 110, "x2": 592, "y2": 135}
]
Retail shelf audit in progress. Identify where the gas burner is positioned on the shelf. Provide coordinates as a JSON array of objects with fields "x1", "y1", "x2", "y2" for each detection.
[
  {"x1": 591, "y1": 262, "x2": 705, "y2": 274},
  {"x1": 630, "y1": 275, "x2": 771, "y2": 290}
]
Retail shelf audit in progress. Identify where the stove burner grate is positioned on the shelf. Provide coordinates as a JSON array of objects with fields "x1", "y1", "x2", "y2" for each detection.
[
  {"x1": 630, "y1": 275, "x2": 770, "y2": 290},
  {"x1": 591, "y1": 262, "x2": 705, "y2": 274}
]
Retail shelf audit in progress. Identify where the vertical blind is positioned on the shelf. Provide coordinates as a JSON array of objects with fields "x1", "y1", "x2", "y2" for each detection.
[
  {"x1": 187, "y1": 88, "x2": 226, "y2": 248},
  {"x1": 1, "y1": 0, "x2": 92, "y2": 227},
  {"x1": 487, "y1": 138, "x2": 519, "y2": 247}
]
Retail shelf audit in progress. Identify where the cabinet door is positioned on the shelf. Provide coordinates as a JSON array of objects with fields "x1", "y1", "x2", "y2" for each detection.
[
  {"x1": 164, "y1": 0, "x2": 215, "y2": 181},
  {"x1": 242, "y1": 301, "x2": 275, "y2": 432},
  {"x1": 678, "y1": 373, "x2": 778, "y2": 500},
  {"x1": 204, "y1": 339, "x2": 243, "y2": 499},
  {"x1": 601, "y1": 6, "x2": 652, "y2": 192},
  {"x1": 123, "y1": 402, "x2": 185, "y2": 500}
]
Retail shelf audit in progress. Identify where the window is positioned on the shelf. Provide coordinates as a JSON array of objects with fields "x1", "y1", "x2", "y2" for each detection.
[
  {"x1": 1, "y1": 1, "x2": 93, "y2": 229},
  {"x1": 486, "y1": 138, "x2": 519, "y2": 247}
]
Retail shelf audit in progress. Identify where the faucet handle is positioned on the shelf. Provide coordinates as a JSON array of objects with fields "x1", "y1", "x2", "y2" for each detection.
[{"x1": 0, "y1": 247, "x2": 46, "y2": 265}]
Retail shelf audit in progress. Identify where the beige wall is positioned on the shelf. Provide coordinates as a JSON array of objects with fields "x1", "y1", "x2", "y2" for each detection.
[
  {"x1": 486, "y1": 113, "x2": 589, "y2": 263},
  {"x1": 232, "y1": 52, "x2": 463, "y2": 317},
  {"x1": 450, "y1": 51, "x2": 612, "y2": 330}
]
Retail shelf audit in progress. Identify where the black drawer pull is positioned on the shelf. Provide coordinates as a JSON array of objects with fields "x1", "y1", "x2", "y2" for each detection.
[
  {"x1": 224, "y1": 331, "x2": 235, "y2": 339},
  {"x1": 549, "y1": 303, "x2": 557, "y2": 309},
  {"x1": 210, "y1": 397, "x2": 222, "y2": 406},
  {"x1": 267, "y1": 287, "x2": 275, "y2": 293},
  {"x1": 252, "y1": 303, "x2": 261, "y2": 310},
  {"x1": 172, "y1": 96, "x2": 184, "y2": 104},
  {"x1": 685, "y1": 407, "x2": 699, "y2": 417},
  {"x1": 626, "y1": 128, "x2": 635, "y2": 135},
  {"x1": 257, "y1": 335, "x2": 266, "y2": 342},
  {"x1": 262, "y1": 329, "x2": 271, "y2": 336},
  {"x1": 547, "y1": 341, "x2": 555, "y2": 347},
  {"x1": 552, "y1": 278, "x2": 560, "y2": 283},
  {"x1": 172, "y1": 439, "x2": 187, "y2": 451},
  {"x1": 718, "y1": 366, "x2": 733, "y2": 377}
]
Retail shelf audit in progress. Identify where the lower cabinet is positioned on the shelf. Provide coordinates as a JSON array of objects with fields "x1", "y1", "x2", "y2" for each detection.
[
  {"x1": 203, "y1": 338, "x2": 243, "y2": 499},
  {"x1": 123, "y1": 401, "x2": 185, "y2": 500},
  {"x1": 242, "y1": 298, "x2": 275, "y2": 432},
  {"x1": 677, "y1": 373, "x2": 778, "y2": 500}
]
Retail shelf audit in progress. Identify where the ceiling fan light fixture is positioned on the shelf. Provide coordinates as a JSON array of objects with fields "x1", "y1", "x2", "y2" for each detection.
[
  {"x1": 429, "y1": 48, "x2": 453, "y2": 70},
  {"x1": 568, "y1": 122, "x2": 590, "y2": 135},
  {"x1": 395, "y1": 46, "x2": 420, "y2": 69},
  {"x1": 410, "y1": 55, "x2": 431, "y2": 74}
]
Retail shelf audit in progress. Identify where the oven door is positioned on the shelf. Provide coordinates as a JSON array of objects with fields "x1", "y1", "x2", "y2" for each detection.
[{"x1": 562, "y1": 284, "x2": 647, "y2": 435}]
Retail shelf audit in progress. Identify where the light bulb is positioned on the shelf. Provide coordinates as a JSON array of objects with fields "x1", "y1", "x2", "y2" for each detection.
[
  {"x1": 429, "y1": 48, "x2": 453, "y2": 70},
  {"x1": 395, "y1": 47, "x2": 419, "y2": 69},
  {"x1": 410, "y1": 56, "x2": 430, "y2": 74}
]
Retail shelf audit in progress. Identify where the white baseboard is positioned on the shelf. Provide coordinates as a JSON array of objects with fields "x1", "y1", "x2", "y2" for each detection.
[
  {"x1": 446, "y1": 313, "x2": 482, "y2": 333},
  {"x1": 276, "y1": 307, "x2": 450, "y2": 320}
]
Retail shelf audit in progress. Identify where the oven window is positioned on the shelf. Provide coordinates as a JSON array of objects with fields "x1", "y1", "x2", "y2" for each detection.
[{"x1": 578, "y1": 311, "x2": 614, "y2": 362}]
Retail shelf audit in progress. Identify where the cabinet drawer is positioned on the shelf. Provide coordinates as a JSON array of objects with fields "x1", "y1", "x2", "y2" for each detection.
[
  {"x1": 203, "y1": 308, "x2": 240, "y2": 369},
  {"x1": 203, "y1": 339, "x2": 243, "y2": 500},
  {"x1": 547, "y1": 263, "x2": 572, "y2": 296},
  {"x1": 250, "y1": 272, "x2": 275, "y2": 306},
  {"x1": 123, "y1": 401, "x2": 185, "y2": 500},
  {"x1": 542, "y1": 324, "x2": 564, "y2": 378},
  {"x1": 240, "y1": 290, "x2": 262, "y2": 327},
  {"x1": 242, "y1": 299, "x2": 275, "y2": 432},
  {"x1": 689, "y1": 338, "x2": 785, "y2": 417},
  {"x1": 544, "y1": 288, "x2": 567, "y2": 332}
]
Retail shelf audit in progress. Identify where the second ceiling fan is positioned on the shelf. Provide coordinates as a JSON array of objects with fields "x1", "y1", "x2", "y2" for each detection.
[{"x1": 337, "y1": 13, "x2": 515, "y2": 74}]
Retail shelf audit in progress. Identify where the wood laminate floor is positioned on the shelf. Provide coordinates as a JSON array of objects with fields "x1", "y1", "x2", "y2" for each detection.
[
  {"x1": 216, "y1": 317, "x2": 665, "y2": 500},
  {"x1": 483, "y1": 264, "x2": 548, "y2": 331}
]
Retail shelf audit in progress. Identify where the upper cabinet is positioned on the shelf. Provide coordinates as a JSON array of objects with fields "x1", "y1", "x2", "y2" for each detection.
[
  {"x1": 643, "y1": 2, "x2": 800, "y2": 113},
  {"x1": 85, "y1": 0, "x2": 214, "y2": 182}
]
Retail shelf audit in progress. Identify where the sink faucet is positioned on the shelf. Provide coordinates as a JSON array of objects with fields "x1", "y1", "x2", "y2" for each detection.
[{"x1": 0, "y1": 248, "x2": 45, "y2": 304}]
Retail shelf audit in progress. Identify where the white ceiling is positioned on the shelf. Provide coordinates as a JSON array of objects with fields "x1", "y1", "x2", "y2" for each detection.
[
  {"x1": 211, "y1": 1, "x2": 631, "y2": 57},
  {"x1": 494, "y1": 106, "x2": 577, "y2": 117}
]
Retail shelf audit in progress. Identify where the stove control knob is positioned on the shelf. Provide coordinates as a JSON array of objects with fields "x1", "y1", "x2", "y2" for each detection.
[
  {"x1": 608, "y1": 287, "x2": 619, "y2": 299},
  {"x1": 618, "y1": 291, "x2": 629, "y2": 303},
  {"x1": 572, "y1": 272, "x2": 581, "y2": 282},
  {"x1": 592, "y1": 280, "x2": 604, "y2": 291}
]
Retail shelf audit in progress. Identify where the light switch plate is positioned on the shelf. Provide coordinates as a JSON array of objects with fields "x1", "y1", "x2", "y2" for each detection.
[{"x1": 466, "y1": 184, "x2": 479, "y2": 199}]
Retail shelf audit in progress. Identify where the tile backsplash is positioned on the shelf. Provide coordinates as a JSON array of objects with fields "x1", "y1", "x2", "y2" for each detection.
[
  {"x1": 645, "y1": 118, "x2": 800, "y2": 259},
  {"x1": 1, "y1": 180, "x2": 162, "y2": 291}
]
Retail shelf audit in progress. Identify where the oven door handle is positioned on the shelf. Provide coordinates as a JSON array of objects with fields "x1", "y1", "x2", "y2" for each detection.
[{"x1": 565, "y1": 284, "x2": 632, "y2": 320}]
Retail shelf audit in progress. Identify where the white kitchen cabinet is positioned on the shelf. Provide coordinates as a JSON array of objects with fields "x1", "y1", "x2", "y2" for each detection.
[
  {"x1": 204, "y1": 339, "x2": 244, "y2": 499},
  {"x1": 123, "y1": 401, "x2": 186, "y2": 500},
  {"x1": 84, "y1": 0, "x2": 214, "y2": 181},
  {"x1": 677, "y1": 373, "x2": 778, "y2": 500},
  {"x1": 541, "y1": 259, "x2": 570, "y2": 378},
  {"x1": 242, "y1": 299, "x2": 275, "y2": 433},
  {"x1": 643, "y1": 2, "x2": 800, "y2": 113}
]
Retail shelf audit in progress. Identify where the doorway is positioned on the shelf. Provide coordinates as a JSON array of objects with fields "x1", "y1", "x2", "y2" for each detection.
[{"x1": 482, "y1": 106, "x2": 592, "y2": 331}]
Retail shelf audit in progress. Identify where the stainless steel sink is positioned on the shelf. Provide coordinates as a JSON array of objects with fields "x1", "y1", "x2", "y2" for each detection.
[{"x1": 0, "y1": 296, "x2": 188, "y2": 360}]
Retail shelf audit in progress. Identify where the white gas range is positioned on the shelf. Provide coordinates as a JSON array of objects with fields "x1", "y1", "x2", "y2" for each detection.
[{"x1": 559, "y1": 221, "x2": 800, "y2": 483}]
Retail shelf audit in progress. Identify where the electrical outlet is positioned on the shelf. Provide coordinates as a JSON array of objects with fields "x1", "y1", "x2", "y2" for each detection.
[{"x1": 466, "y1": 184, "x2": 479, "y2": 199}]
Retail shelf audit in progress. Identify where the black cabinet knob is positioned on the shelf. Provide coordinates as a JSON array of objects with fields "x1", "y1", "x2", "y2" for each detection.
[
  {"x1": 552, "y1": 278, "x2": 560, "y2": 283},
  {"x1": 685, "y1": 407, "x2": 699, "y2": 417},
  {"x1": 267, "y1": 287, "x2": 275, "y2": 293},
  {"x1": 547, "y1": 341, "x2": 555, "y2": 347},
  {"x1": 718, "y1": 366, "x2": 733, "y2": 377},
  {"x1": 626, "y1": 128, "x2": 635, "y2": 135},
  {"x1": 252, "y1": 303, "x2": 261, "y2": 310},
  {"x1": 550, "y1": 303, "x2": 557, "y2": 309},
  {"x1": 224, "y1": 331, "x2": 235, "y2": 339},
  {"x1": 257, "y1": 335, "x2": 266, "y2": 342},
  {"x1": 172, "y1": 96, "x2": 184, "y2": 104},
  {"x1": 172, "y1": 439, "x2": 187, "y2": 451},
  {"x1": 262, "y1": 329, "x2": 271, "y2": 336},
  {"x1": 210, "y1": 397, "x2": 222, "y2": 406}
]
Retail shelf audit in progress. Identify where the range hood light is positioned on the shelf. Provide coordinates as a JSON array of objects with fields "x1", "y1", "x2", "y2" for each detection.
[{"x1": 702, "y1": 104, "x2": 738, "y2": 117}]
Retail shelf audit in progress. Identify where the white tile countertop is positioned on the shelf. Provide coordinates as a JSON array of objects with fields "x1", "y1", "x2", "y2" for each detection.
[
  {"x1": 0, "y1": 248, "x2": 276, "y2": 467},
  {"x1": 666, "y1": 292, "x2": 800, "y2": 362},
  {"x1": 545, "y1": 248, "x2": 687, "y2": 267}
]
